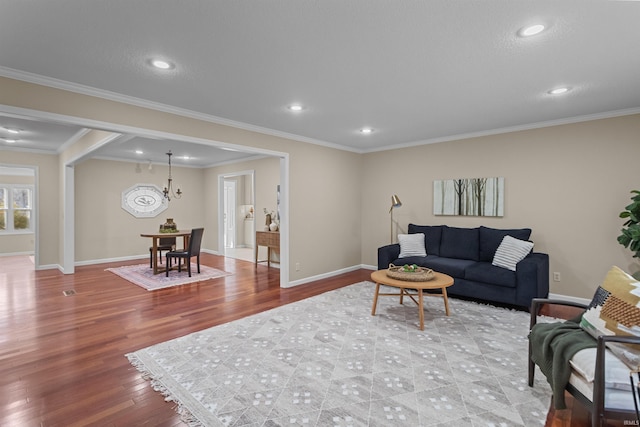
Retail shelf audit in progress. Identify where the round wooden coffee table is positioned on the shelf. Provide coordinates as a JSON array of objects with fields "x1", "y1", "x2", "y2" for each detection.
[{"x1": 370, "y1": 269, "x2": 454, "y2": 330}]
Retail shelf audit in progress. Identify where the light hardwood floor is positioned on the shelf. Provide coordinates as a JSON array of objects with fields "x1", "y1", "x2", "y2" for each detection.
[{"x1": 0, "y1": 254, "x2": 595, "y2": 426}]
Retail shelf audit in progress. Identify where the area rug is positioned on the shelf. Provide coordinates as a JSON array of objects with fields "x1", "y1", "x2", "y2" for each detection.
[
  {"x1": 126, "y1": 281, "x2": 553, "y2": 426},
  {"x1": 107, "y1": 263, "x2": 232, "y2": 291}
]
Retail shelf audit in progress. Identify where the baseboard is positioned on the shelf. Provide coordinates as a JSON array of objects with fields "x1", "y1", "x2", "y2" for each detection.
[
  {"x1": 75, "y1": 254, "x2": 148, "y2": 266},
  {"x1": 76, "y1": 248, "x2": 223, "y2": 267},
  {"x1": 286, "y1": 264, "x2": 375, "y2": 287},
  {"x1": 36, "y1": 263, "x2": 61, "y2": 271},
  {"x1": 0, "y1": 251, "x2": 34, "y2": 257}
]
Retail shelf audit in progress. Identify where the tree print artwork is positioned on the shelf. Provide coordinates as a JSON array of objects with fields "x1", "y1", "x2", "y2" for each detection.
[{"x1": 433, "y1": 177, "x2": 504, "y2": 216}]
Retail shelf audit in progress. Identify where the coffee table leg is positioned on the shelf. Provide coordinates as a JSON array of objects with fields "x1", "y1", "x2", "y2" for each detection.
[
  {"x1": 442, "y1": 287, "x2": 450, "y2": 316},
  {"x1": 418, "y1": 289, "x2": 424, "y2": 330},
  {"x1": 371, "y1": 282, "x2": 381, "y2": 316},
  {"x1": 399, "y1": 287, "x2": 404, "y2": 304}
]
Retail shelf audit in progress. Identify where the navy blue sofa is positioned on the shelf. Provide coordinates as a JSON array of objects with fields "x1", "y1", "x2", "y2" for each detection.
[{"x1": 377, "y1": 224, "x2": 549, "y2": 309}]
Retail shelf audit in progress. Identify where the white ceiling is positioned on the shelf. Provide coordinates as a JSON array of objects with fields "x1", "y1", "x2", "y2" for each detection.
[{"x1": 1, "y1": 1, "x2": 639, "y2": 167}]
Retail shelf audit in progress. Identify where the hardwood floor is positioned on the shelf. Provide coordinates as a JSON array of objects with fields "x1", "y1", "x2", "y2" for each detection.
[{"x1": 0, "y1": 254, "x2": 597, "y2": 426}]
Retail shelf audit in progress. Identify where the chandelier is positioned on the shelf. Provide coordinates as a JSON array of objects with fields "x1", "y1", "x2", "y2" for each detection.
[{"x1": 163, "y1": 150, "x2": 182, "y2": 201}]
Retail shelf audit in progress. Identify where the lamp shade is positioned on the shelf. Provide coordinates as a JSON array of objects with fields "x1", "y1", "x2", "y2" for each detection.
[{"x1": 389, "y1": 194, "x2": 402, "y2": 212}]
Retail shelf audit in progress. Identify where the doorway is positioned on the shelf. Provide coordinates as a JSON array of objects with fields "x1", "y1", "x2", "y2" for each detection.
[{"x1": 222, "y1": 171, "x2": 255, "y2": 262}]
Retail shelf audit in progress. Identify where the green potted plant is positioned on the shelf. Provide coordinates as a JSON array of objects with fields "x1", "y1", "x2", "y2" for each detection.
[{"x1": 618, "y1": 189, "x2": 640, "y2": 279}]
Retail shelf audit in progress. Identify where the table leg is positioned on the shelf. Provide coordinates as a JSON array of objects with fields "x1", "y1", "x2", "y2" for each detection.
[
  {"x1": 418, "y1": 289, "x2": 425, "y2": 330},
  {"x1": 255, "y1": 244, "x2": 258, "y2": 266},
  {"x1": 442, "y1": 287, "x2": 450, "y2": 316},
  {"x1": 399, "y1": 288, "x2": 405, "y2": 304},
  {"x1": 267, "y1": 247, "x2": 271, "y2": 268},
  {"x1": 371, "y1": 282, "x2": 381, "y2": 316},
  {"x1": 152, "y1": 237, "x2": 159, "y2": 274}
]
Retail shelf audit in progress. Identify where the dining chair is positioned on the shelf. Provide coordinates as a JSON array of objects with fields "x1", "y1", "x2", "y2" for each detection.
[
  {"x1": 149, "y1": 236, "x2": 176, "y2": 268},
  {"x1": 166, "y1": 228, "x2": 205, "y2": 277}
]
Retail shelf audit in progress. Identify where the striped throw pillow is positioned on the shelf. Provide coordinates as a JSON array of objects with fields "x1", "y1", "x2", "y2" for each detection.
[
  {"x1": 492, "y1": 235, "x2": 533, "y2": 271},
  {"x1": 398, "y1": 233, "x2": 427, "y2": 258}
]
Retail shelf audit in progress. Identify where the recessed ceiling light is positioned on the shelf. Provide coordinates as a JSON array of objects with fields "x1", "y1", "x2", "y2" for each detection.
[
  {"x1": 3, "y1": 127, "x2": 19, "y2": 134},
  {"x1": 518, "y1": 24, "x2": 546, "y2": 37},
  {"x1": 150, "y1": 58, "x2": 175, "y2": 70},
  {"x1": 3, "y1": 138, "x2": 18, "y2": 143},
  {"x1": 360, "y1": 127, "x2": 374, "y2": 135},
  {"x1": 288, "y1": 104, "x2": 304, "y2": 112},
  {"x1": 548, "y1": 87, "x2": 570, "y2": 95},
  {"x1": 135, "y1": 150, "x2": 143, "y2": 155}
]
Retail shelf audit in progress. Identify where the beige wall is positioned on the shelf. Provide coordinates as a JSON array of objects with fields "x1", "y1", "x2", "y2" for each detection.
[
  {"x1": 74, "y1": 158, "x2": 205, "y2": 263},
  {"x1": 361, "y1": 114, "x2": 640, "y2": 299},
  {"x1": 0, "y1": 152, "x2": 59, "y2": 266}
]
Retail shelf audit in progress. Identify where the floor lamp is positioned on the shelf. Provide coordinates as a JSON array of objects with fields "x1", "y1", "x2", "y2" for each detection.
[{"x1": 389, "y1": 194, "x2": 402, "y2": 244}]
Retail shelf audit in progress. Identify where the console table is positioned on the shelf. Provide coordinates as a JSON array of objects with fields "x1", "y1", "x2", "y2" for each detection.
[{"x1": 255, "y1": 231, "x2": 279, "y2": 267}]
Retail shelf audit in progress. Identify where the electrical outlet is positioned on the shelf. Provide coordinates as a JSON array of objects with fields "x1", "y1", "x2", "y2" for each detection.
[
  {"x1": 553, "y1": 272, "x2": 561, "y2": 282},
  {"x1": 295, "y1": 262, "x2": 300, "y2": 271}
]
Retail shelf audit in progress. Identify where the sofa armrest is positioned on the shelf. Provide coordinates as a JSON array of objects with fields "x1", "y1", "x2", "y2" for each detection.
[
  {"x1": 529, "y1": 297, "x2": 588, "y2": 329},
  {"x1": 377, "y1": 244, "x2": 400, "y2": 270},
  {"x1": 515, "y1": 252, "x2": 550, "y2": 308},
  {"x1": 592, "y1": 335, "x2": 640, "y2": 419},
  {"x1": 527, "y1": 297, "x2": 590, "y2": 387}
]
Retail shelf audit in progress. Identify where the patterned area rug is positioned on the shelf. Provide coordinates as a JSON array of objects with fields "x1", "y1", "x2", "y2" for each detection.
[
  {"x1": 107, "y1": 263, "x2": 232, "y2": 291},
  {"x1": 126, "y1": 281, "x2": 552, "y2": 426}
]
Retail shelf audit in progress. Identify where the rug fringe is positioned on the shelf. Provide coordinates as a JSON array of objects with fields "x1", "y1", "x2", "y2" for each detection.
[{"x1": 126, "y1": 353, "x2": 207, "y2": 427}]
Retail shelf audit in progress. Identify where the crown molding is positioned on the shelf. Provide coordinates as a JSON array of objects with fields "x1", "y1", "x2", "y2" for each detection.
[
  {"x1": 3, "y1": 66, "x2": 639, "y2": 156},
  {"x1": 0, "y1": 66, "x2": 361, "y2": 154},
  {"x1": 365, "y1": 107, "x2": 640, "y2": 154}
]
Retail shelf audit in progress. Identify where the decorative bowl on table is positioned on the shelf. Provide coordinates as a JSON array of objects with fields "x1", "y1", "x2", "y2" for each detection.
[
  {"x1": 386, "y1": 263, "x2": 435, "y2": 281},
  {"x1": 160, "y1": 218, "x2": 178, "y2": 232}
]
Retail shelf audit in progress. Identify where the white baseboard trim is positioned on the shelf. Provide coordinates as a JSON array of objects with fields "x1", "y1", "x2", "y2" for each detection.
[
  {"x1": 202, "y1": 248, "x2": 221, "y2": 255},
  {"x1": 0, "y1": 251, "x2": 34, "y2": 257},
  {"x1": 76, "y1": 248, "x2": 222, "y2": 267},
  {"x1": 286, "y1": 264, "x2": 376, "y2": 288},
  {"x1": 35, "y1": 263, "x2": 61, "y2": 271},
  {"x1": 75, "y1": 254, "x2": 148, "y2": 266}
]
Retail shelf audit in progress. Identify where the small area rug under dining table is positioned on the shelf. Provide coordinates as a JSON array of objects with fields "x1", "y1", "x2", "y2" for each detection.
[{"x1": 107, "y1": 263, "x2": 231, "y2": 291}]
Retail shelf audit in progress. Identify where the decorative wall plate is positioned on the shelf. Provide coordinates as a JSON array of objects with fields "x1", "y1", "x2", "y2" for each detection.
[{"x1": 121, "y1": 184, "x2": 168, "y2": 218}]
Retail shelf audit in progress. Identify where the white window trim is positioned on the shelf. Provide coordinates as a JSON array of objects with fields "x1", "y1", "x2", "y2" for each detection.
[{"x1": 0, "y1": 184, "x2": 35, "y2": 234}]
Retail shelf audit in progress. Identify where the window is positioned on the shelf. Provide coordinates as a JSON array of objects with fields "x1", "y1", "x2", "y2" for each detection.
[{"x1": 0, "y1": 185, "x2": 34, "y2": 233}]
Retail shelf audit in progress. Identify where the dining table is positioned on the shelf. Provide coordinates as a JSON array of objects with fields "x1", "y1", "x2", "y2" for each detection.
[{"x1": 141, "y1": 230, "x2": 192, "y2": 274}]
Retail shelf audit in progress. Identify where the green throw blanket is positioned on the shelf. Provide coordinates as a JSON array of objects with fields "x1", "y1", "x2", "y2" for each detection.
[{"x1": 528, "y1": 316, "x2": 597, "y2": 409}]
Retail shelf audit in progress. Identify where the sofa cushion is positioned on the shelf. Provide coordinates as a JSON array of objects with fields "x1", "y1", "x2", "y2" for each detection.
[
  {"x1": 464, "y1": 262, "x2": 517, "y2": 288},
  {"x1": 398, "y1": 233, "x2": 426, "y2": 257},
  {"x1": 492, "y1": 236, "x2": 534, "y2": 271},
  {"x1": 439, "y1": 226, "x2": 480, "y2": 261},
  {"x1": 479, "y1": 226, "x2": 532, "y2": 262},
  {"x1": 408, "y1": 224, "x2": 443, "y2": 256},
  {"x1": 580, "y1": 266, "x2": 640, "y2": 369},
  {"x1": 415, "y1": 255, "x2": 476, "y2": 278},
  {"x1": 570, "y1": 347, "x2": 634, "y2": 391},
  {"x1": 391, "y1": 255, "x2": 440, "y2": 269}
]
